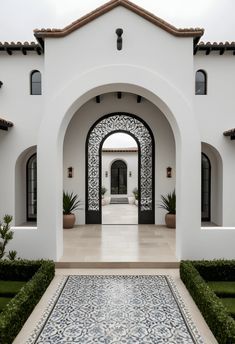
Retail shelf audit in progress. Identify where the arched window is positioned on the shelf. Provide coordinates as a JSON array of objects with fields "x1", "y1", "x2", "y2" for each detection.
[
  {"x1": 201, "y1": 153, "x2": 211, "y2": 221},
  {"x1": 30, "y1": 70, "x2": 41, "y2": 95},
  {"x1": 195, "y1": 70, "x2": 207, "y2": 95},
  {"x1": 27, "y1": 154, "x2": 37, "y2": 221},
  {"x1": 111, "y1": 160, "x2": 127, "y2": 194}
]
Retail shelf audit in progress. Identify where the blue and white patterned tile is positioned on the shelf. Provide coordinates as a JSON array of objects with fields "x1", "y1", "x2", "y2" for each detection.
[{"x1": 27, "y1": 275, "x2": 204, "y2": 344}]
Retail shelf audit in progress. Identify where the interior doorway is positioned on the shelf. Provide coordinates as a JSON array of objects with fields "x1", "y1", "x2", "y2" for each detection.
[
  {"x1": 111, "y1": 160, "x2": 127, "y2": 195},
  {"x1": 102, "y1": 132, "x2": 138, "y2": 224}
]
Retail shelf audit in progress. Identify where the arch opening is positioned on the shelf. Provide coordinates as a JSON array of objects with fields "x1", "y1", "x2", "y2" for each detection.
[
  {"x1": 15, "y1": 146, "x2": 37, "y2": 226},
  {"x1": 101, "y1": 131, "x2": 139, "y2": 224},
  {"x1": 86, "y1": 112, "x2": 155, "y2": 224},
  {"x1": 201, "y1": 142, "x2": 223, "y2": 226}
]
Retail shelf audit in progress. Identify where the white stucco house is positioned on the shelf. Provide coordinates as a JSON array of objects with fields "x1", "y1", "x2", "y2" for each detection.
[{"x1": 0, "y1": 0, "x2": 235, "y2": 261}]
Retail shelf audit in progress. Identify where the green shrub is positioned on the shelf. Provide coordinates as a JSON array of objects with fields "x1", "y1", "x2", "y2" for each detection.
[
  {"x1": 193, "y1": 260, "x2": 235, "y2": 281},
  {"x1": 0, "y1": 260, "x2": 55, "y2": 344},
  {"x1": 180, "y1": 260, "x2": 235, "y2": 344},
  {"x1": 220, "y1": 298, "x2": 235, "y2": 319},
  {"x1": 0, "y1": 259, "x2": 42, "y2": 281}
]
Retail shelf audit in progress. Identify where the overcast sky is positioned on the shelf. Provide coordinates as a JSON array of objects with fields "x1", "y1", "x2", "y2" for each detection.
[
  {"x1": 103, "y1": 133, "x2": 137, "y2": 148},
  {"x1": 0, "y1": 0, "x2": 234, "y2": 42}
]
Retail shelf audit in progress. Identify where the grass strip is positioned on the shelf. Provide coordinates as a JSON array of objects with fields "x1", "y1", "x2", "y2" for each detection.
[{"x1": 0, "y1": 281, "x2": 26, "y2": 297}]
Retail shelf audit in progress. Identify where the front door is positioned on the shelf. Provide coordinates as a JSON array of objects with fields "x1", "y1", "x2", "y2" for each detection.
[{"x1": 111, "y1": 160, "x2": 127, "y2": 194}]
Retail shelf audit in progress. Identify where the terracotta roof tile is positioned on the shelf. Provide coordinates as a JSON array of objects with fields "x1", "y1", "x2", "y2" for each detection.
[
  {"x1": 195, "y1": 41, "x2": 235, "y2": 55},
  {"x1": 102, "y1": 147, "x2": 138, "y2": 152},
  {"x1": 0, "y1": 117, "x2": 13, "y2": 131},
  {"x1": 34, "y1": 0, "x2": 204, "y2": 42},
  {"x1": 0, "y1": 42, "x2": 42, "y2": 55},
  {"x1": 223, "y1": 128, "x2": 235, "y2": 136}
]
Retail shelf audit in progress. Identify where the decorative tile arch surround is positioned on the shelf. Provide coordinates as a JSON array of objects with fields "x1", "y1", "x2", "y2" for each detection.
[{"x1": 86, "y1": 112, "x2": 155, "y2": 224}]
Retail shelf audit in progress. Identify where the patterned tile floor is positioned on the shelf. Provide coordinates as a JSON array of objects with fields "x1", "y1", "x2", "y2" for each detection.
[
  {"x1": 14, "y1": 270, "x2": 218, "y2": 344},
  {"x1": 27, "y1": 275, "x2": 203, "y2": 344}
]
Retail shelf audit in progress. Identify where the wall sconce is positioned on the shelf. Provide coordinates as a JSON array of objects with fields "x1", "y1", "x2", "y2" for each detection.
[
  {"x1": 129, "y1": 171, "x2": 132, "y2": 177},
  {"x1": 166, "y1": 167, "x2": 172, "y2": 178},
  {"x1": 0, "y1": 81, "x2": 3, "y2": 88},
  {"x1": 105, "y1": 171, "x2": 108, "y2": 177},
  {"x1": 116, "y1": 28, "x2": 123, "y2": 50},
  {"x1": 67, "y1": 167, "x2": 73, "y2": 178}
]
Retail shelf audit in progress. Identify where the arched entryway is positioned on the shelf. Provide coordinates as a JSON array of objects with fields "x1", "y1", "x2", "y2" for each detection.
[
  {"x1": 86, "y1": 112, "x2": 155, "y2": 224},
  {"x1": 111, "y1": 160, "x2": 127, "y2": 195}
]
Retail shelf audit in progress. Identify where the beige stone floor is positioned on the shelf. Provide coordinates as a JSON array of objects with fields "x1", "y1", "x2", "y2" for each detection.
[
  {"x1": 13, "y1": 269, "x2": 218, "y2": 344},
  {"x1": 61, "y1": 224, "x2": 176, "y2": 262},
  {"x1": 102, "y1": 203, "x2": 138, "y2": 224}
]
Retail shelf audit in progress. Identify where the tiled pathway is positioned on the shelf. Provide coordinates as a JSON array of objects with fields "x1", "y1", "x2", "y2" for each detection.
[{"x1": 13, "y1": 269, "x2": 218, "y2": 344}]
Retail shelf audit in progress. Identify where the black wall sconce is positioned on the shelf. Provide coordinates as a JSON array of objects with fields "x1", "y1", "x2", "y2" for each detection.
[
  {"x1": 67, "y1": 167, "x2": 73, "y2": 178},
  {"x1": 0, "y1": 81, "x2": 3, "y2": 88},
  {"x1": 116, "y1": 28, "x2": 123, "y2": 50},
  {"x1": 129, "y1": 171, "x2": 132, "y2": 177},
  {"x1": 166, "y1": 167, "x2": 172, "y2": 178},
  {"x1": 105, "y1": 171, "x2": 108, "y2": 177}
]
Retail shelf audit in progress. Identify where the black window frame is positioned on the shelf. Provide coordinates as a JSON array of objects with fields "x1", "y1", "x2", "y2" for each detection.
[
  {"x1": 201, "y1": 152, "x2": 211, "y2": 222},
  {"x1": 30, "y1": 70, "x2": 42, "y2": 95},
  {"x1": 195, "y1": 69, "x2": 207, "y2": 95},
  {"x1": 26, "y1": 153, "x2": 37, "y2": 222}
]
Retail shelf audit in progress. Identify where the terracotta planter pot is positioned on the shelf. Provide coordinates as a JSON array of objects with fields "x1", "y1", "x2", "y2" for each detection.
[
  {"x1": 63, "y1": 214, "x2": 76, "y2": 229},
  {"x1": 165, "y1": 213, "x2": 176, "y2": 228}
]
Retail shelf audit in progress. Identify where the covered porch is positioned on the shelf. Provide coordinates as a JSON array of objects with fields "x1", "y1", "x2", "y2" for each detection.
[{"x1": 59, "y1": 224, "x2": 177, "y2": 267}]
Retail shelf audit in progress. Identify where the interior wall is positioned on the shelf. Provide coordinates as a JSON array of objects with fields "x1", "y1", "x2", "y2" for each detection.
[
  {"x1": 63, "y1": 92, "x2": 175, "y2": 225},
  {"x1": 15, "y1": 146, "x2": 37, "y2": 226}
]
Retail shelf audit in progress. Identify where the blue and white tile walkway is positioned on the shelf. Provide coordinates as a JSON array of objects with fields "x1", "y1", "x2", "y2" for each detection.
[{"x1": 27, "y1": 275, "x2": 204, "y2": 344}]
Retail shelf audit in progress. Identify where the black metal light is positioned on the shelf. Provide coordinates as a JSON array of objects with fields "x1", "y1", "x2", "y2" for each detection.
[
  {"x1": 116, "y1": 28, "x2": 123, "y2": 50},
  {"x1": 67, "y1": 167, "x2": 73, "y2": 178},
  {"x1": 166, "y1": 167, "x2": 172, "y2": 178}
]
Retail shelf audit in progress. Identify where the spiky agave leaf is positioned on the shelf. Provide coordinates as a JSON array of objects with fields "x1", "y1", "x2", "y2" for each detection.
[{"x1": 159, "y1": 190, "x2": 176, "y2": 214}]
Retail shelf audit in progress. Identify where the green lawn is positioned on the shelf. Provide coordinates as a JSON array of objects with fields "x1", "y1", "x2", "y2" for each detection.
[
  {"x1": 0, "y1": 280, "x2": 26, "y2": 312},
  {"x1": 207, "y1": 281, "x2": 235, "y2": 297},
  {"x1": 208, "y1": 281, "x2": 235, "y2": 319}
]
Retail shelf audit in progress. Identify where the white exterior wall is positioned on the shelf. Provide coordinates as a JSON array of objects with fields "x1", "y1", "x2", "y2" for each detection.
[
  {"x1": 0, "y1": 4, "x2": 234, "y2": 260},
  {"x1": 195, "y1": 53, "x2": 235, "y2": 226},
  {"x1": 102, "y1": 151, "x2": 138, "y2": 197},
  {"x1": 0, "y1": 53, "x2": 43, "y2": 221}
]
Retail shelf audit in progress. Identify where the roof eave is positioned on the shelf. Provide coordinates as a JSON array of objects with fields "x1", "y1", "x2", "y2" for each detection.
[{"x1": 34, "y1": 0, "x2": 204, "y2": 45}]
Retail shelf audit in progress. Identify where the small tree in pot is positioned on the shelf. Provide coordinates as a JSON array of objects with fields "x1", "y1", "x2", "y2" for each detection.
[
  {"x1": 63, "y1": 191, "x2": 82, "y2": 229},
  {"x1": 159, "y1": 190, "x2": 176, "y2": 228}
]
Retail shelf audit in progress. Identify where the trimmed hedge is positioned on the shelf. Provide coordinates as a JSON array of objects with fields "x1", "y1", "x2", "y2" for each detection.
[
  {"x1": 0, "y1": 260, "x2": 55, "y2": 344},
  {"x1": 192, "y1": 260, "x2": 235, "y2": 282},
  {"x1": 0, "y1": 259, "x2": 43, "y2": 281},
  {"x1": 180, "y1": 260, "x2": 235, "y2": 344}
]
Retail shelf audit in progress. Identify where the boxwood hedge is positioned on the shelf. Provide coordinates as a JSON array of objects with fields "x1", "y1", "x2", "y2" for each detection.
[
  {"x1": 180, "y1": 260, "x2": 235, "y2": 344},
  {"x1": 0, "y1": 259, "x2": 55, "y2": 344}
]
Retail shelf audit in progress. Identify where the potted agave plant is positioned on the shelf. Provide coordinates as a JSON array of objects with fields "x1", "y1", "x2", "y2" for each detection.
[
  {"x1": 159, "y1": 190, "x2": 176, "y2": 228},
  {"x1": 63, "y1": 191, "x2": 82, "y2": 229}
]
